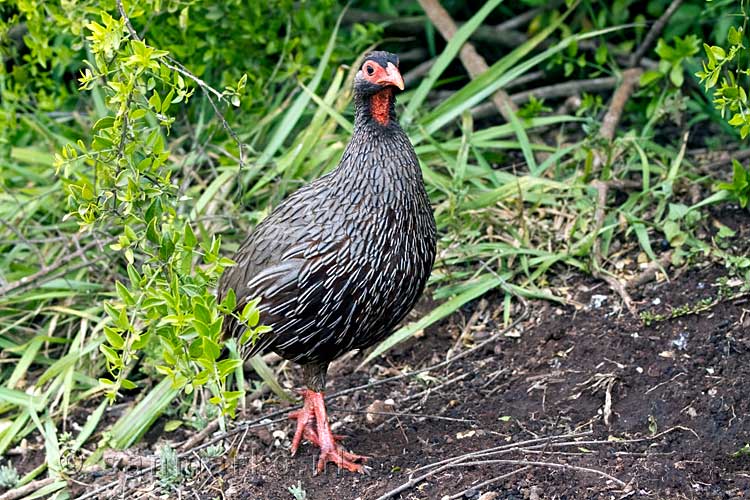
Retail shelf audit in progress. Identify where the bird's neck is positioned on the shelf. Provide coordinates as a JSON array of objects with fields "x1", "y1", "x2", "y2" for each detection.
[{"x1": 354, "y1": 88, "x2": 397, "y2": 129}]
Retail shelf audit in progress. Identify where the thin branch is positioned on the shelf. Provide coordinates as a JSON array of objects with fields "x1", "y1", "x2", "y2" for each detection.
[
  {"x1": 446, "y1": 467, "x2": 531, "y2": 499},
  {"x1": 629, "y1": 0, "x2": 685, "y2": 67},
  {"x1": 115, "y1": 0, "x2": 245, "y2": 168},
  {"x1": 0, "y1": 478, "x2": 57, "y2": 500},
  {"x1": 626, "y1": 250, "x2": 673, "y2": 289},
  {"x1": 471, "y1": 76, "x2": 619, "y2": 119},
  {"x1": 0, "y1": 237, "x2": 114, "y2": 296},
  {"x1": 599, "y1": 68, "x2": 643, "y2": 142},
  {"x1": 376, "y1": 455, "x2": 625, "y2": 500},
  {"x1": 0, "y1": 218, "x2": 44, "y2": 267},
  {"x1": 403, "y1": 58, "x2": 435, "y2": 88}
]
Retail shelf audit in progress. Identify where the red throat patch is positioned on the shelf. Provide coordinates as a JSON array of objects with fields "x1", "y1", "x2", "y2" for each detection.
[{"x1": 370, "y1": 88, "x2": 393, "y2": 125}]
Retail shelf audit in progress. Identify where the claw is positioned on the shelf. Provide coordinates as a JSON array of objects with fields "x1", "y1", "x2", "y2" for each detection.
[{"x1": 287, "y1": 389, "x2": 367, "y2": 474}]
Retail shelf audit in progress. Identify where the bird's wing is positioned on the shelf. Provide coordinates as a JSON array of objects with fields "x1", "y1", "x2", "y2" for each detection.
[{"x1": 218, "y1": 179, "x2": 357, "y2": 358}]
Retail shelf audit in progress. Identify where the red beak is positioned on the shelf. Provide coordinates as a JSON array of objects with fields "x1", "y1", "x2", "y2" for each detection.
[{"x1": 377, "y1": 62, "x2": 405, "y2": 91}]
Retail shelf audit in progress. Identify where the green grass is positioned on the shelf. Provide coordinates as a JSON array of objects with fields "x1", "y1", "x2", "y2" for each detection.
[{"x1": 0, "y1": 2, "x2": 745, "y2": 496}]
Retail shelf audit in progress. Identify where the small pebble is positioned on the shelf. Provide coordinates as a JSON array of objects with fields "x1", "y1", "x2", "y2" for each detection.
[
  {"x1": 365, "y1": 399, "x2": 395, "y2": 426},
  {"x1": 590, "y1": 294, "x2": 608, "y2": 309},
  {"x1": 671, "y1": 332, "x2": 689, "y2": 351},
  {"x1": 478, "y1": 493, "x2": 499, "y2": 500}
]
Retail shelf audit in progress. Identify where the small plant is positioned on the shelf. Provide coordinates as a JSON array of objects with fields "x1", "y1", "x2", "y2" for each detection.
[
  {"x1": 696, "y1": 4, "x2": 750, "y2": 137},
  {"x1": 158, "y1": 445, "x2": 182, "y2": 489},
  {"x1": 0, "y1": 464, "x2": 19, "y2": 489},
  {"x1": 288, "y1": 481, "x2": 307, "y2": 500},
  {"x1": 58, "y1": 10, "x2": 270, "y2": 419},
  {"x1": 641, "y1": 35, "x2": 701, "y2": 88},
  {"x1": 733, "y1": 443, "x2": 750, "y2": 458},
  {"x1": 717, "y1": 160, "x2": 750, "y2": 209},
  {"x1": 201, "y1": 444, "x2": 224, "y2": 458}
]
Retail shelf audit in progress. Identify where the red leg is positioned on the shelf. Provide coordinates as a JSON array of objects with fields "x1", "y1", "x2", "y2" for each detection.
[
  {"x1": 288, "y1": 389, "x2": 367, "y2": 473},
  {"x1": 288, "y1": 390, "x2": 318, "y2": 456}
]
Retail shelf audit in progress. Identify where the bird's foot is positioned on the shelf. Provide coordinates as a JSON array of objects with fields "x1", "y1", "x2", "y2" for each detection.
[
  {"x1": 288, "y1": 388, "x2": 367, "y2": 474},
  {"x1": 315, "y1": 440, "x2": 367, "y2": 474}
]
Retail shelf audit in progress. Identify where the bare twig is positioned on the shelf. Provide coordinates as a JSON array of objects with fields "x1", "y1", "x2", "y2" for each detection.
[
  {"x1": 403, "y1": 58, "x2": 435, "y2": 88},
  {"x1": 378, "y1": 426, "x2": 698, "y2": 499},
  {"x1": 0, "y1": 478, "x2": 57, "y2": 500},
  {"x1": 0, "y1": 236, "x2": 114, "y2": 296},
  {"x1": 328, "y1": 406, "x2": 476, "y2": 424},
  {"x1": 446, "y1": 467, "x2": 531, "y2": 499},
  {"x1": 599, "y1": 68, "x2": 643, "y2": 142},
  {"x1": 698, "y1": 148, "x2": 750, "y2": 171},
  {"x1": 179, "y1": 419, "x2": 221, "y2": 451},
  {"x1": 626, "y1": 251, "x2": 673, "y2": 289},
  {"x1": 375, "y1": 437, "x2": 626, "y2": 500},
  {"x1": 0, "y1": 219, "x2": 45, "y2": 266},
  {"x1": 472, "y1": 76, "x2": 619, "y2": 119},
  {"x1": 629, "y1": 0, "x2": 685, "y2": 67}
]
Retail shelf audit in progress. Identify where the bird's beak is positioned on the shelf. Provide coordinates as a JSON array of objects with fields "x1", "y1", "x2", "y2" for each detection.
[{"x1": 378, "y1": 62, "x2": 405, "y2": 91}]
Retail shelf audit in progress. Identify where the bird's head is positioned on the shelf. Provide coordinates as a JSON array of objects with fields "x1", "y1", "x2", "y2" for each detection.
[{"x1": 353, "y1": 51, "x2": 404, "y2": 126}]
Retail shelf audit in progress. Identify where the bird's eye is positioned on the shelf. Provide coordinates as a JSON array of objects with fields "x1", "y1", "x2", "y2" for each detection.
[{"x1": 365, "y1": 64, "x2": 374, "y2": 76}]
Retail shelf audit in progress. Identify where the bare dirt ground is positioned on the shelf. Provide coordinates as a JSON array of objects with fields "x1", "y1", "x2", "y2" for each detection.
[{"x1": 44, "y1": 206, "x2": 747, "y2": 500}]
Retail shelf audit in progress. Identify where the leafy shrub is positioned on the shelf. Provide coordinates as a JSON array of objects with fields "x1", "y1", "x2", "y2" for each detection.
[{"x1": 696, "y1": 8, "x2": 750, "y2": 137}]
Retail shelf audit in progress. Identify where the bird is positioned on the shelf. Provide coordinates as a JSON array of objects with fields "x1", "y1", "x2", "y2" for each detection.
[{"x1": 218, "y1": 51, "x2": 436, "y2": 473}]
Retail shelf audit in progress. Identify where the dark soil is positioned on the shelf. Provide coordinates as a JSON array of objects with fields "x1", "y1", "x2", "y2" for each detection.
[{"x1": 63, "y1": 207, "x2": 749, "y2": 499}]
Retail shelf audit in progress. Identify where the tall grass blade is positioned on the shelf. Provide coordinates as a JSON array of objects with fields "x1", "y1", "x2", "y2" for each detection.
[
  {"x1": 362, "y1": 273, "x2": 505, "y2": 365},
  {"x1": 246, "y1": 355, "x2": 294, "y2": 402},
  {"x1": 402, "y1": 0, "x2": 505, "y2": 125},
  {"x1": 504, "y1": 103, "x2": 537, "y2": 173},
  {"x1": 252, "y1": 7, "x2": 346, "y2": 171},
  {"x1": 108, "y1": 378, "x2": 180, "y2": 448}
]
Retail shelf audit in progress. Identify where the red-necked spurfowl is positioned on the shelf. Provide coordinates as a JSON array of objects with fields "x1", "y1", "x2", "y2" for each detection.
[{"x1": 219, "y1": 51, "x2": 436, "y2": 473}]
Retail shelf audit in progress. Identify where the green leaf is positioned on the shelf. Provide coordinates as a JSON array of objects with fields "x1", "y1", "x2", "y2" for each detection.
[
  {"x1": 103, "y1": 326, "x2": 125, "y2": 350},
  {"x1": 669, "y1": 64, "x2": 684, "y2": 87},
  {"x1": 728, "y1": 26, "x2": 743, "y2": 46},
  {"x1": 217, "y1": 359, "x2": 242, "y2": 378},
  {"x1": 164, "y1": 420, "x2": 183, "y2": 432},
  {"x1": 183, "y1": 223, "x2": 197, "y2": 248},
  {"x1": 220, "y1": 288, "x2": 236, "y2": 312},
  {"x1": 640, "y1": 70, "x2": 663, "y2": 86}
]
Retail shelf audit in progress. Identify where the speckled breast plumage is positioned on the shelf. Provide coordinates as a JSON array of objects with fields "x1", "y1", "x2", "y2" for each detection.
[{"x1": 219, "y1": 117, "x2": 436, "y2": 364}]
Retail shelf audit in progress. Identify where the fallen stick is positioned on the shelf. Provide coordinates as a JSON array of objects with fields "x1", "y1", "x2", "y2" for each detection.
[
  {"x1": 446, "y1": 466, "x2": 531, "y2": 499},
  {"x1": 599, "y1": 68, "x2": 643, "y2": 142},
  {"x1": 376, "y1": 449, "x2": 626, "y2": 500},
  {"x1": 0, "y1": 478, "x2": 56, "y2": 500},
  {"x1": 472, "y1": 76, "x2": 618, "y2": 119},
  {"x1": 626, "y1": 251, "x2": 673, "y2": 289}
]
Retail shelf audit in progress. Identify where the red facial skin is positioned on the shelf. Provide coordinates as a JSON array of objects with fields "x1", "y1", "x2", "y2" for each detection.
[{"x1": 361, "y1": 60, "x2": 404, "y2": 125}]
